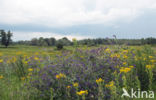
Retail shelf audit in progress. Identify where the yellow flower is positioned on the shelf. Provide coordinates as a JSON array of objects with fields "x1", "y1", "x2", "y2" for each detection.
[
  {"x1": 111, "y1": 54, "x2": 120, "y2": 58},
  {"x1": 73, "y1": 82, "x2": 79, "y2": 87},
  {"x1": 7, "y1": 60, "x2": 11, "y2": 64},
  {"x1": 28, "y1": 68, "x2": 33, "y2": 72},
  {"x1": 34, "y1": 57, "x2": 39, "y2": 60},
  {"x1": 56, "y1": 73, "x2": 66, "y2": 79},
  {"x1": 146, "y1": 65, "x2": 154, "y2": 69},
  {"x1": 0, "y1": 75, "x2": 4, "y2": 79},
  {"x1": 115, "y1": 54, "x2": 120, "y2": 58},
  {"x1": 56, "y1": 75, "x2": 60, "y2": 79},
  {"x1": 21, "y1": 77, "x2": 26, "y2": 80},
  {"x1": 12, "y1": 57, "x2": 17, "y2": 63},
  {"x1": 24, "y1": 61, "x2": 28, "y2": 64},
  {"x1": 109, "y1": 81, "x2": 114, "y2": 87},
  {"x1": 123, "y1": 62, "x2": 127, "y2": 65},
  {"x1": 77, "y1": 90, "x2": 88, "y2": 96},
  {"x1": 150, "y1": 60, "x2": 155, "y2": 63},
  {"x1": 105, "y1": 81, "x2": 114, "y2": 88},
  {"x1": 59, "y1": 73, "x2": 66, "y2": 78},
  {"x1": 120, "y1": 67, "x2": 131, "y2": 73},
  {"x1": 113, "y1": 71, "x2": 117, "y2": 75},
  {"x1": 96, "y1": 78, "x2": 104, "y2": 84},
  {"x1": 123, "y1": 55, "x2": 128, "y2": 59},
  {"x1": 135, "y1": 56, "x2": 138, "y2": 61},
  {"x1": 66, "y1": 86, "x2": 71, "y2": 89},
  {"x1": 7, "y1": 57, "x2": 17, "y2": 64},
  {"x1": 129, "y1": 66, "x2": 134, "y2": 68},
  {"x1": 105, "y1": 48, "x2": 111, "y2": 53},
  {"x1": 0, "y1": 59, "x2": 3, "y2": 63},
  {"x1": 123, "y1": 50, "x2": 128, "y2": 53},
  {"x1": 149, "y1": 56, "x2": 153, "y2": 59}
]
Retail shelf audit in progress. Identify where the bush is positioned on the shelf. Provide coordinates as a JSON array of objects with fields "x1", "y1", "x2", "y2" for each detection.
[{"x1": 56, "y1": 42, "x2": 64, "y2": 50}]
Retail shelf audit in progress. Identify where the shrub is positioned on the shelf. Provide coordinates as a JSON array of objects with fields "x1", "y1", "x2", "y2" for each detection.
[{"x1": 56, "y1": 42, "x2": 64, "y2": 50}]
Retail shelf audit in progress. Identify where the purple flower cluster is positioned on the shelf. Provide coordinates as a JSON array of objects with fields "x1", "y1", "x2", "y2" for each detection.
[{"x1": 28, "y1": 47, "x2": 126, "y2": 99}]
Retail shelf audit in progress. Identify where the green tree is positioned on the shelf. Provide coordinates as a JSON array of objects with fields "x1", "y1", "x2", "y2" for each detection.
[
  {"x1": 61, "y1": 37, "x2": 71, "y2": 46},
  {"x1": 0, "y1": 30, "x2": 13, "y2": 48},
  {"x1": 49, "y1": 37, "x2": 56, "y2": 46},
  {"x1": 38, "y1": 37, "x2": 48, "y2": 46},
  {"x1": 30, "y1": 38, "x2": 38, "y2": 46}
]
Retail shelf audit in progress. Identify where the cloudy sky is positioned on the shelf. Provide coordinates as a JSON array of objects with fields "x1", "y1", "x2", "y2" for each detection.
[{"x1": 0, "y1": 0, "x2": 156, "y2": 41}]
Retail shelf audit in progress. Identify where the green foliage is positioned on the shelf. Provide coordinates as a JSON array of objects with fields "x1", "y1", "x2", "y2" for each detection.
[{"x1": 56, "y1": 41, "x2": 64, "y2": 50}]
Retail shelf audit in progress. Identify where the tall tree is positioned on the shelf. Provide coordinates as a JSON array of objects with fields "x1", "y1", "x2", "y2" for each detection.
[{"x1": 0, "y1": 30, "x2": 13, "y2": 48}]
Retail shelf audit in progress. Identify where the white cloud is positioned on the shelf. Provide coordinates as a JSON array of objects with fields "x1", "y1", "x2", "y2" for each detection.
[
  {"x1": 0, "y1": 0, "x2": 156, "y2": 27},
  {"x1": 13, "y1": 31, "x2": 91, "y2": 41}
]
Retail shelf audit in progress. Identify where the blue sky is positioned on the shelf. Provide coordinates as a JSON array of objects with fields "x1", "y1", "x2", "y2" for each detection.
[{"x1": 0, "y1": 0, "x2": 156, "y2": 41}]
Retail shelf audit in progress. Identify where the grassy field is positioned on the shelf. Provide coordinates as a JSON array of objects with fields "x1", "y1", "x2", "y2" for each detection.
[{"x1": 0, "y1": 45, "x2": 156, "y2": 100}]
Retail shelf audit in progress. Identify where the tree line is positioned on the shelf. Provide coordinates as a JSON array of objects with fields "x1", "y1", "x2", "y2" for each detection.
[
  {"x1": 1, "y1": 30, "x2": 156, "y2": 48},
  {"x1": 15, "y1": 37, "x2": 156, "y2": 46}
]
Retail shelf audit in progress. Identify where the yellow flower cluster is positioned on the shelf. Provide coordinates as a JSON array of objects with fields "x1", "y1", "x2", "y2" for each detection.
[
  {"x1": 23, "y1": 61, "x2": 28, "y2": 65},
  {"x1": 0, "y1": 59, "x2": 3, "y2": 63},
  {"x1": 146, "y1": 65, "x2": 154, "y2": 69},
  {"x1": 21, "y1": 72, "x2": 32, "y2": 80},
  {"x1": 96, "y1": 78, "x2": 104, "y2": 84},
  {"x1": 150, "y1": 60, "x2": 155, "y2": 63},
  {"x1": 129, "y1": 66, "x2": 134, "y2": 68},
  {"x1": 27, "y1": 72, "x2": 32, "y2": 79},
  {"x1": 28, "y1": 68, "x2": 33, "y2": 72},
  {"x1": 123, "y1": 50, "x2": 128, "y2": 53},
  {"x1": 120, "y1": 67, "x2": 131, "y2": 73},
  {"x1": 123, "y1": 62, "x2": 127, "y2": 65},
  {"x1": 111, "y1": 54, "x2": 120, "y2": 58},
  {"x1": 56, "y1": 73, "x2": 66, "y2": 79},
  {"x1": 34, "y1": 57, "x2": 39, "y2": 60},
  {"x1": 149, "y1": 56, "x2": 153, "y2": 59},
  {"x1": 7, "y1": 57, "x2": 17, "y2": 64},
  {"x1": 21, "y1": 77, "x2": 26, "y2": 80},
  {"x1": 73, "y1": 82, "x2": 79, "y2": 87},
  {"x1": 0, "y1": 75, "x2": 4, "y2": 79},
  {"x1": 66, "y1": 86, "x2": 71, "y2": 89},
  {"x1": 105, "y1": 48, "x2": 111, "y2": 53},
  {"x1": 77, "y1": 90, "x2": 88, "y2": 96},
  {"x1": 105, "y1": 81, "x2": 114, "y2": 88},
  {"x1": 123, "y1": 55, "x2": 128, "y2": 59}
]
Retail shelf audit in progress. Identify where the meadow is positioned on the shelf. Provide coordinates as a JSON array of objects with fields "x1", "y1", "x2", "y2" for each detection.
[{"x1": 0, "y1": 45, "x2": 156, "y2": 100}]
